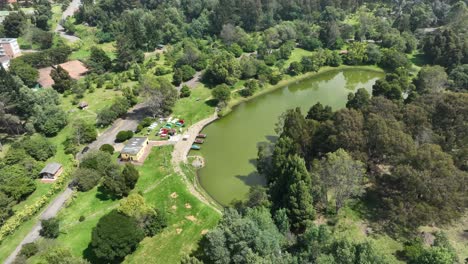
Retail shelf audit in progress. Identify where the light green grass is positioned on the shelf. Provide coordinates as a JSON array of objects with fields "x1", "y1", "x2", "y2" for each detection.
[
  {"x1": 69, "y1": 24, "x2": 116, "y2": 60},
  {"x1": 285, "y1": 48, "x2": 314, "y2": 67},
  {"x1": 172, "y1": 84, "x2": 214, "y2": 127},
  {"x1": 43, "y1": 147, "x2": 219, "y2": 264},
  {"x1": 50, "y1": 5, "x2": 62, "y2": 32},
  {"x1": 12, "y1": 182, "x2": 52, "y2": 211},
  {"x1": 0, "y1": 217, "x2": 40, "y2": 262}
]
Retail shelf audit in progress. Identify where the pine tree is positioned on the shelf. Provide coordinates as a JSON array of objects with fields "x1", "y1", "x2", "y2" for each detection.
[{"x1": 284, "y1": 155, "x2": 315, "y2": 233}]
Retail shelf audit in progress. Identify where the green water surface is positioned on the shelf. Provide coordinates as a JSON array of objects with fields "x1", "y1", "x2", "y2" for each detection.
[{"x1": 197, "y1": 69, "x2": 384, "y2": 205}]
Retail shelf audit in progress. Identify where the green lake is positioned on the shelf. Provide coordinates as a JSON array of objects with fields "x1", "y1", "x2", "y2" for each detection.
[{"x1": 197, "y1": 69, "x2": 384, "y2": 205}]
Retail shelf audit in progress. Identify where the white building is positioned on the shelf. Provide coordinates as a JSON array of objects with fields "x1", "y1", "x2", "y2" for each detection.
[
  {"x1": 0, "y1": 38, "x2": 21, "y2": 58},
  {"x1": 0, "y1": 56, "x2": 10, "y2": 70}
]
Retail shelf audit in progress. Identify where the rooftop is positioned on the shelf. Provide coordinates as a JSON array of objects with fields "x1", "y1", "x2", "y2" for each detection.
[
  {"x1": 37, "y1": 60, "x2": 89, "y2": 88},
  {"x1": 0, "y1": 38, "x2": 17, "y2": 43},
  {"x1": 121, "y1": 137, "x2": 148, "y2": 155},
  {"x1": 40, "y1": 162, "x2": 62, "y2": 175},
  {"x1": 0, "y1": 56, "x2": 10, "y2": 63}
]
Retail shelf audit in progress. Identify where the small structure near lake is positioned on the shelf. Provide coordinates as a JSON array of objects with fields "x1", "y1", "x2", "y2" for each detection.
[
  {"x1": 40, "y1": 162, "x2": 63, "y2": 183},
  {"x1": 120, "y1": 137, "x2": 149, "y2": 162}
]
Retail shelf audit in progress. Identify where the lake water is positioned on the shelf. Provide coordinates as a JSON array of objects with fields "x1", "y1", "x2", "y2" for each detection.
[{"x1": 196, "y1": 69, "x2": 384, "y2": 205}]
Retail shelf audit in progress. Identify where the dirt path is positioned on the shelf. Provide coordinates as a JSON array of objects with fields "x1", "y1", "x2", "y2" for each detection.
[
  {"x1": 171, "y1": 112, "x2": 221, "y2": 213},
  {"x1": 55, "y1": 0, "x2": 81, "y2": 43},
  {"x1": 177, "y1": 71, "x2": 202, "y2": 91},
  {"x1": 4, "y1": 188, "x2": 74, "y2": 264}
]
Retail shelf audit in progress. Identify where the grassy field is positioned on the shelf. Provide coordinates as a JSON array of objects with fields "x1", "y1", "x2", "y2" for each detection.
[
  {"x1": 172, "y1": 84, "x2": 214, "y2": 127},
  {"x1": 27, "y1": 147, "x2": 220, "y2": 264},
  {"x1": 69, "y1": 24, "x2": 116, "y2": 60},
  {"x1": 285, "y1": 48, "x2": 314, "y2": 66}
]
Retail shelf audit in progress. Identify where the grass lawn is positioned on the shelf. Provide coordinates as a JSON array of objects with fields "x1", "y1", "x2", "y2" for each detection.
[
  {"x1": 12, "y1": 182, "x2": 52, "y2": 211},
  {"x1": 172, "y1": 84, "x2": 215, "y2": 127},
  {"x1": 69, "y1": 24, "x2": 116, "y2": 61},
  {"x1": 50, "y1": 4, "x2": 62, "y2": 32},
  {"x1": 0, "y1": 217, "x2": 41, "y2": 262},
  {"x1": 38, "y1": 147, "x2": 220, "y2": 264},
  {"x1": 285, "y1": 48, "x2": 314, "y2": 67}
]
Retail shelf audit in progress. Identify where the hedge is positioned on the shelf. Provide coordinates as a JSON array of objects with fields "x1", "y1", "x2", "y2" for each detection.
[{"x1": 0, "y1": 169, "x2": 71, "y2": 243}]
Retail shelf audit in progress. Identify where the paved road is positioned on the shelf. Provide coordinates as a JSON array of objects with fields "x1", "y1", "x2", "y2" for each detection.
[
  {"x1": 5, "y1": 103, "x2": 148, "y2": 263},
  {"x1": 76, "y1": 103, "x2": 147, "y2": 160},
  {"x1": 55, "y1": 0, "x2": 81, "y2": 43},
  {"x1": 4, "y1": 188, "x2": 74, "y2": 264}
]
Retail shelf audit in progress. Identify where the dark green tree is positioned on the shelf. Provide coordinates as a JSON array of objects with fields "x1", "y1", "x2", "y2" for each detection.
[
  {"x1": 211, "y1": 84, "x2": 231, "y2": 104},
  {"x1": 40, "y1": 218, "x2": 60, "y2": 239},
  {"x1": 3, "y1": 12, "x2": 26, "y2": 37},
  {"x1": 87, "y1": 47, "x2": 112, "y2": 74},
  {"x1": 9, "y1": 60, "x2": 39, "y2": 87},
  {"x1": 91, "y1": 210, "x2": 144, "y2": 262},
  {"x1": 51, "y1": 66, "x2": 75, "y2": 93},
  {"x1": 347, "y1": 88, "x2": 370, "y2": 110},
  {"x1": 73, "y1": 168, "x2": 102, "y2": 192}
]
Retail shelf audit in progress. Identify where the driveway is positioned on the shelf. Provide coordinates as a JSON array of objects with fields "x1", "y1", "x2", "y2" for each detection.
[
  {"x1": 76, "y1": 103, "x2": 147, "y2": 160},
  {"x1": 55, "y1": 0, "x2": 81, "y2": 43},
  {"x1": 4, "y1": 188, "x2": 74, "y2": 264},
  {"x1": 5, "y1": 103, "x2": 148, "y2": 263}
]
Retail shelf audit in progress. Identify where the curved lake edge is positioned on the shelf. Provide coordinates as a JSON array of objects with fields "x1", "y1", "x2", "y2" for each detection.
[
  {"x1": 220, "y1": 65, "x2": 384, "y2": 117},
  {"x1": 193, "y1": 66, "x2": 384, "y2": 206}
]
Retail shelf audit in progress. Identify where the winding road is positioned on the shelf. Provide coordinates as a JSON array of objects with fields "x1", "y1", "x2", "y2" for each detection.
[
  {"x1": 55, "y1": 0, "x2": 81, "y2": 43},
  {"x1": 3, "y1": 54, "x2": 217, "y2": 264}
]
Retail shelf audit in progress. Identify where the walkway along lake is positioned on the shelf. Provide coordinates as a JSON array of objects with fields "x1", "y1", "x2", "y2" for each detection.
[{"x1": 196, "y1": 69, "x2": 384, "y2": 205}]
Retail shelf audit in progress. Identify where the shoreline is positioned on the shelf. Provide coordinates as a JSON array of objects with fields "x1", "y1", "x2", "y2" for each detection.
[
  {"x1": 194, "y1": 65, "x2": 384, "y2": 206},
  {"x1": 220, "y1": 65, "x2": 384, "y2": 116}
]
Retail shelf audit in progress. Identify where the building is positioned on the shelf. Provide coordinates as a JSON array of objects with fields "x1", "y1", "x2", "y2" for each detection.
[
  {"x1": 37, "y1": 60, "x2": 89, "y2": 88},
  {"x1": 120, "y1": 137, "x2": 149, "y2": 162},
  {"x1": 0, "y1": 38, "x2": 21, "y2": 58},
  {"x1": 40, "y1": 162, "x2": 63, "y2": 183},
  {"x1": 78, "y1": 101, "x2": 88, "y2": 109},
  {"x1": 0, "y1": 56, "x2": 10, "y2": 70}
]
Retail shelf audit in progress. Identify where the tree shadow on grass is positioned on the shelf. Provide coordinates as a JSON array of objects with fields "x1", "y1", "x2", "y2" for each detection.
[
  {"x1": 95, "y1": 186, "x2": 119, "y2": 201},
  {"x1": 205, "y1": 99, "x2": 218, "y2": 107},
  {"x1": 410, "y1": 53, "x2": 430, "y2": 68},
  {"x1": 83, "y1": 244, "x2": 105, "y2": 264}
]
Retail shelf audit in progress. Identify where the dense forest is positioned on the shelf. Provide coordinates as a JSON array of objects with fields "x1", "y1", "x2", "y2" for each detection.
[{"x1": 0, "y1": 0, "x2": 467, "y2": 263}]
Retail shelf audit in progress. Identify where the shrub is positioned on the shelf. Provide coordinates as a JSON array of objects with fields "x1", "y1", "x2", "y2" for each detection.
[
  {"x1": 40, "y1": 218, "x2": 59, "y2": 238},
  {"x1": 228, "y1": 43, "x2": 243, "y2": 58},
  {"x1": 180, "y1": 65, "x2": 196, "y2": 81},
  {"x1": 240, "y1": 79, "x2": 259, "y2": 97},
  {"x1": 140, "y1": 117, "x2": 154, "y2": 128},
  {"x1": 155, "y1": 66, "x2": 171, "y2": 76},
  {"x1": 288, "y1": 61, "x2": 303, "y2": 75},
  {"x1": 99, "y1": 144, "x2": 115, "y2": 155},
  {"x1": 115, "y1": 130, "x2": 134, "y2": 143},
  {"x1": 0, "y1": 170, "x2": 70, "y2": 242},
  {"x1": 21, "y1": 135, "x2": 56, "y2": 161},
  {"x1": 19, "y1": 243, "x2": 38, "y2": 258},
  {"x1": 79, "y1": 215, "x2": 85, "y2": 222},
  {"x1": 180, "y1": 85, "x2": 191, "y2": 98}
]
